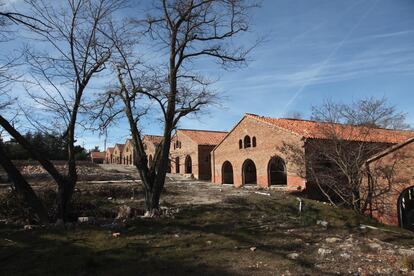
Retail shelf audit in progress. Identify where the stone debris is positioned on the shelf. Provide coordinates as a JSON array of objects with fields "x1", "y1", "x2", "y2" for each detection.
[
  {"x1": 287, "y1": 253, "x2": 299, "y2": 260},
  {"x1": 250, "y1": 246, "x2": 257, "y2": 252},
  {"x1": 112, "y1": 232, "x2": 121, "y2": 238},
  {"x1": 316, "y1": 220, "x2": 329, "y2": 228}
]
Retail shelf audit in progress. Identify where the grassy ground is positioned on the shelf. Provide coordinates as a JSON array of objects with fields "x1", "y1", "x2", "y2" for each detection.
[{"x1": 1, "y1": 180, "x2": 414, "y2": 275}]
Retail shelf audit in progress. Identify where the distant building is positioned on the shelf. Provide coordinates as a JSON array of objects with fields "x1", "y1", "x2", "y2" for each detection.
[
  {"x1": 104, "y1": 147, "x2": 114, "y2": 164},
  {"x1": 170, "y1": 129, "x2": 227, "y2": 180},
  {"x1": 143, "y1": 135, "x2": 164, "y2": 168},
  {"x1": 113, "y1": 143, "x2": 125, "y2": 164},
  {"x1": 90, "y1": 151, "x2": 105, "y2": 164}
]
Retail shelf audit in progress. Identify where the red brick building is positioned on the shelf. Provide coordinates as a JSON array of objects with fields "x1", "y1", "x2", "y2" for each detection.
[
  {"x1": 363, "y1": 138, "x2": 414, "y2": 229},
  {"x1": 212, "y1": 113, "x2": 414, "y2": 192},
  {"x1": 122, "y1": 139, "x2": 135, "y2": 165},
  {"x1": 90, "y1": 151, "x2": 105, "y2": 164},
  {"x1": 170, "y1": 129, "x2": 227, "y2": 180},
  {"x1": 112, "y1": 143, "x2": 125, "y2": 164},
  {"x1": 143, "y1": 135, "x2": 164, "y2": 167},
  {"x1": 104, "y1": 147, "x2": 114, "y2": 164}
]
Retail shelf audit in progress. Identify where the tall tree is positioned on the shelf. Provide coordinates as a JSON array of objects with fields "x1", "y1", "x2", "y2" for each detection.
[{"x1": 99, "y1": 0, "x2": 259, "y2": 216}]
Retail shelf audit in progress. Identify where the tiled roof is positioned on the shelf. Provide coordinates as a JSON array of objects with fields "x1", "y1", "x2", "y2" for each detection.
[
  {"x1": 106, "y1": 147, "x2": 114, "y2": 154},
  {"x1": 90, "y1": 152, "x2": 105, "y2": 159},
  {"x1": 367, "y1": 137, "x2": 414, "y2": 163},
  {"x1": 247, "y1": 113, "x2": 414, "y2": 144},
  {"x1": 144, "y1": 135, "x2": 163, "y2": 145},
  {"x1": 178, "y1": 129, "x2": 228, "y2": 146}
]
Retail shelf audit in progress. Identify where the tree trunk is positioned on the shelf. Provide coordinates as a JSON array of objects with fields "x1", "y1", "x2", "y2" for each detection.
[{"x1": 0, "y1": 143, "x2": 49, "y2": 223}]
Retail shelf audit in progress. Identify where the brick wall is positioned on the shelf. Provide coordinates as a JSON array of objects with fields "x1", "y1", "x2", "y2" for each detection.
[
  {"x1": 212, "y1": 116, "x2": 306, "y2": 190},
  {"x1": 170, "y1": 132, "x2": 199, "y2": 178},
  {"x1": 362, "y1": 141, "x2": 414, "y2": 226}
]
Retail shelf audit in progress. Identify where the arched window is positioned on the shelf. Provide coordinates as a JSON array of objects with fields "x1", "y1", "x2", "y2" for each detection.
[
  {"x1": 239, "y1": 139, "x2": 243, "y2": 149},
  {"x1": 268, "y1": 156, "x2": 287, "y2": 185},
  {"x1": 242, "y1": 159, "x2": 257, "y2": 185},
  {"x1": 175, "y1": 156, "x2": 180, "y2": 173},
  {"x1": 244, "y1": 135, "x2": 251, "y2": 148},
  {"x1": 185, "y1": 155, "x2": 192, "y2": 174},
  {"x1": 399, "y1": 186, "x2": 414, "y2": 230},
  {"x1": 252, "y1": 137, "x2": 257, "y2": 147},
  {"x1": 222, "y1": 161, "x2": 234, "y2": 184}
]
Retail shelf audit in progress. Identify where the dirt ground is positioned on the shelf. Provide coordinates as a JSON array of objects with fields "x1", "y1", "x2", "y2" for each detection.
[{"x1": 1, "y1": 163, "x2": 414, "y2": 275}]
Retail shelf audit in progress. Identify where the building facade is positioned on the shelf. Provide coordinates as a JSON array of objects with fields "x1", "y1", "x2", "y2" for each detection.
[
  {"x1": 170, "y1": 129, "x2": 227, "y2": 181},
  {"x1": 362, "y1": 138, "x2": 414, "y2": 229},
  {"x1": 212, "y1": 114, "x2": 414, "y2": 193}
]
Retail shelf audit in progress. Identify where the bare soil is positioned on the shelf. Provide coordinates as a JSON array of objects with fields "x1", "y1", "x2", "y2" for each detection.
[{"x1": 1, "y1": 164, "x2": 414, "y2": 275}]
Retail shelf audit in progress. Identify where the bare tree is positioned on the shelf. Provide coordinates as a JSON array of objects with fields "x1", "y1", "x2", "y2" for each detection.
[
  {"x1": 0, "y1": 0, "x2": 125, "y2": 221},
  {"x1": 280, "y1": 98, "x2": 409, "y2": 212},
  {"x1": 97, "y1": 0, "x2": 259, "y2": 216}
]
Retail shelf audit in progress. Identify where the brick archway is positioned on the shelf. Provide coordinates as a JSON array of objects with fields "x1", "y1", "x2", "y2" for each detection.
[
  {"x1": 268, "y1": 156, "x2": 287, "y2": 186},
  {"x1": 185, "y1": 155, "x2": 192, "y2": 174},
  {"x1": 222, "y1": 161, "x2": 234, "y2": 184},
  {"x1": 175, "y1": 156, "x2": 180, "y2": 173},
  {"x1": 242, "y1": 159, "x2": 256, "y2": 185},
  {"x1": 398, "y1": 186, "x2": 414, "y2": 230}
]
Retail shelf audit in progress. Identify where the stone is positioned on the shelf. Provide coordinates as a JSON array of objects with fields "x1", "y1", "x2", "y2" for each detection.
[
  {"x1": 78, "y1": 217, "x2": 95, "y2": 224},
  {"x1": 318, "y1": 248, "x2": 332, "y2": 256},
  {"x1": 250, "y1": 246, "x2": 257, "y2": 252},
  {"x1": 287, "y1": 253, "x2": 299, "y2": 260},
  {"x1": 116, "y1": 205, "x2": 132, "y2": 220},
  {"x1": 340, "y1": 253, "x2": 351, "y2": 259},
  {"x1": 326, "y1": 237, "x2": 341, "y2": 243},
  {"x1": 316, "y1": 220, "x2": 329, "y2": 227},
  {"x1": 367, "y1": 243, "x2": 382, "y2": 251},
  {"x1": 398, "y1": 248, "x2": 414, "y2": 256},
  {"x1": 23, "y1": 225, "x2": 33, "y2": 230},
  {"x1": 112, "y1": 232, "x2": 121, "y2": 238}
]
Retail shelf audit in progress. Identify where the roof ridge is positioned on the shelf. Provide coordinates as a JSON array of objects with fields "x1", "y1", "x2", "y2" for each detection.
[{"x1": 178, "y1": 128, "x2": 228, "y2": 133}]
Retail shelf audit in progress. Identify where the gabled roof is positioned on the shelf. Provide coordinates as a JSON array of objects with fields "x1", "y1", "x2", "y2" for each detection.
[
  {"x1": 366, "y1": 137, "x2": 414, "y2": 164},
  {"x1": 177, "y1": 129, "x2": 228, "y2": 146},
  {"x1": 90, "y1": 151, "x2": 105, "y2": 159},
  {"x1": 106, "y1": 147, "x2": 114, "y2": 154},
  {"x1": 143, "y1": 135, "x2": 163, "y2": 145},
  {"x1": 114, "y1": 143, "x2": 125, "y2": 152},
  {"x1": 246, "y1": 113, "x2": 414, "y2": 144}
]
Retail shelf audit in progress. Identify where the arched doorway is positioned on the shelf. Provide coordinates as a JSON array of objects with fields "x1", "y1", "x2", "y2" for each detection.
[
  {"x1": 185, "y1": 155, "x2": 192, "y2": 174},
  {"x1": 175, "y1": 157, "x2": 180, "y2": 173},
  {"x1": 149, "y1": 155, "x2": 153, "y2": 167},
  {"x1": 398, "y1": 186, "x2": 414, "y2": 230},
  {"x1": 242, "y1": 159, "x2": 256, "y2": 185},
  {"x1": 268, "y1": 156, "x2": 287, "y2": 185},
  {"x1": 222, "y1": 161, "x2": 234, "y2": 184},
  {"x1": 167, "y1": 159, "x2": 172, "y2": 173}
]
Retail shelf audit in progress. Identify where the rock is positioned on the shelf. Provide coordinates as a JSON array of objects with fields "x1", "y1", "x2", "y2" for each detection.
[
  {"x1": 316, "y1": 220, "x2": 329, "y2": 228},
  {"x1": 287, "y1": 253, "x2": 299, "y2": 260},
  {"x1": 112, "y1": 232, "x2": 121, "y2": 238},
  {"x1": 367, "y1": 242, "x2": 382, "y2": 251},
  {"x1": 206, "y1": 240, "x2": 212, "y2": 245},
  {"x1": 340, "y1": 253, "x2": 351, "y2": 259},
  {"x1": 78, "y1": 217, "x2": 95, "y2": 224},
  {"x1": 116, "y1": 205, "x2": 131, "y2": 220},
  {"x1": 23, "y1": 225, "x2": 33, "y2": 230},
  {"x1": 399, "y1": 248, "x2": 414, "y2": 256},
  {"x1": 326, "y1": 237, "x2": 341, "y2": 243},
  {"x1": 250, "y1": 246, "x2": 257, "y2": 252},
  {"x1": 318, "y1": 248, "x2": 332, "y2": 256},
  {"x1": 174, "y1": 234, "x2": 180, "y2": 238}
]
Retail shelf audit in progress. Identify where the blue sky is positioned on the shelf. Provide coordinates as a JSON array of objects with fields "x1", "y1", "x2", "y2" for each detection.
[{"x1": 3, "y1": 0, "x2": 414, "y2": 150}]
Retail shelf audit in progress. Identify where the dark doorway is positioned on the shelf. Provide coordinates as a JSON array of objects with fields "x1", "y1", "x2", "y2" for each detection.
[
  {"x1": 175, "y1": 157, "x2": 180, "y2": 173},
  {"x1": 242, "y1": 159, "x2": 256, "y2": 185},
  {"x1": 185, "y1": 155, "x2": 192, "y2": 174},
  {"x1": 222, "y1": 161, "x2": 234, "y2": 184},
  {"x1": 398, "y1": 187, "x2": 414, "y2": 230},
  {"x1": 268, "y1": 156, "x2": 287, "y2": 185}
]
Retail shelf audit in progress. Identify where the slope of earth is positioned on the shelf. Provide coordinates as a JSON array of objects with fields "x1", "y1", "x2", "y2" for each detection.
[{"x1": 1, "y1": 174, "x2": 414, "y2": 275}]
